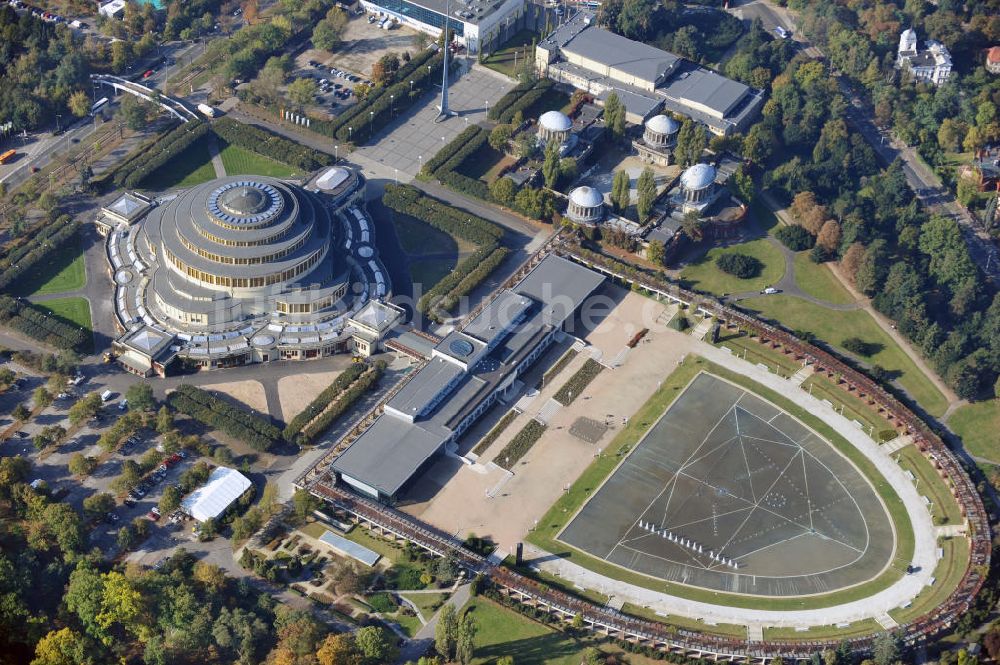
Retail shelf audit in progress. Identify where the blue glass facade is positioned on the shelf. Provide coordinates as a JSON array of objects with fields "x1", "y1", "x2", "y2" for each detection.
[{"x1": 367, "y1": 0, "x2": 465, "y2": 36}]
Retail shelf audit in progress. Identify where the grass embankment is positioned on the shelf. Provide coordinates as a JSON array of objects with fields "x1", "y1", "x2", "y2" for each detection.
[
  {"x1": 482, "y1": 30, "x2": 537, "y2": 77},
  {"x1": 740, "y1": 295, "x2": 948, "y2": 417},
  {"x1": 140, "y1": 141, "x2": 217, "y2": 190},
  {"x1": 949, "y1": 399, "x2": 1000, "y2": 463},
  {"x1": 10, "y1": 233, "x2": 85, "y2": 295},
  {"x1": 219, "y1": 142, "x2": 298, "y2": 178},
  {"x1": 680, "y1": 238, "x2": 785, "y2": 295},
  {"x1": 526, "y1": 356, "x2": 917, "y2": 612},
  {"x1": 35, "y1": 297, "x2": 92, "y2": 333},
  {"x1": 763, "y1": 618, "x2": 883, "y2": 641},
  {"x1": 792, "y1": 252, "x2": 855, "y2": 305},
  {"x1": 801, "y1": 374, "x2": 897, "y2": 437},
  {"x1": 893, "y1": 446, "x2": 964, "y2": 525},
  {"x1": 889, "y1": 536, "x2": 970, "y2": 625},
  {"x1": 464, "y1": 597, "x2": 583, "y2": 665}
]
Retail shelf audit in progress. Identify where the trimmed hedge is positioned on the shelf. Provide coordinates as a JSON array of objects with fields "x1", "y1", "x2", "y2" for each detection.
[
  {"x1": 382, "y1": 183, "x2": 502, "y2": 245},
  {"x1": 0, "y1": 295, "x2": 89, "y2": 350},
  {"x1": 421, "y1": 124, "x2": 483, "y2": 176},
  {"x1": 495, "y1": 419, "x2": 546, "y2": 470},
  {"x1": 121, "y1": 120, "x2": 211, "y2": 189},
  {"x1": 300, "y1": 362, "x2": 385, "y2": 443},
  {"x1": 169, "y1": 384, "x2": 282, "y2": 451},
  {"x1": 282, "y1": 363, "x2": 367, "y2": 441},
  {"x1": 212, "y1": 117, "x2": 331, "y2": 171},
  {"x1": 471, "y1": 409, "x2": 518, "y2": 457},
  {"x1": 0, "y1": 215, "x2": 79, "y2": 292},
  {"x1": 553, "y1": 358, "x2": 602, "y2": 405},
  {"x1": 487, "y1": 78, "x2": 536, "y2": 121},
  {"x1": 497, "y1": 79, "x2": 554, "y2": 124},
  {"x1": 424, "y1": 245, "x2": 509, "y2": 315}
]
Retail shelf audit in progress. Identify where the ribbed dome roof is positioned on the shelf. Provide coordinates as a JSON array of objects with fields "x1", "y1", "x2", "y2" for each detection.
[
  {"x1": 645, "y1": 114, "x2": 680, "y2": 135},
  {"x1": 569, "y1": 186, "x2": 604, "y2": 208},
  {"x1": 539, "y1": 110, "x2": 572, "y2": 132},
  {"x1": 220, "y1": 186, "x2": 269, "y2": 216},
  {"x1": 681, "y1": 163, "x2": 716, "y2": 191}
]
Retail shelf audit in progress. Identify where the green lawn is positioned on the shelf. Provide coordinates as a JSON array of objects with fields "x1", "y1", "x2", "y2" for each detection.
[
  {"x1": 463, "y1": 597, "x2": 583, "y2": 665},
  {"x1": 740, "y1": 295, "x2": 948, "y2": 417},
  {"x1": 409, "y1": 257, "x2": 457, "y2": 291},
  {"x1": 219, "y1": 142, "x2": 298, "y2": 178},
  {"x1": 35, "y1": 297, "x2": 92, "y2": 331},
  {"x1": 526, "y1": 355, "x2": 917, "y2": 612},
  {"x1": 140, "y1": 142, "x2": 217, "y2": 190},
  {"x1": 9, "y1": 233, "x2": 85, "y2": 296},
  {"x1": 949, "y1": 399, "x2": 1000, "y2": 462},
  {"x1": 764, "y1": 619, "x2": 883, "y2": 642},
  {"x1": 894, "y1": 446, "x2": 964, "y2": 525},
  {"x1": 792, "y1": 252, "x2": 855, "y2": 305},
  {"x1": 399, "y1": 592, "x2": 449, "y2": 619},
  {"x1": 680, "y1": 238, "x2": 785, "y2": 295},
  {"x1": 483, "y1": 29, "x2": 537, "y2": 77}
]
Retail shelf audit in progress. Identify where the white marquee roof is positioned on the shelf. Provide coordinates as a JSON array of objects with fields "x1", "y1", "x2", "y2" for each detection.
[{"x1": 180, "y1": 466, "x2": 252, "y2": 522}]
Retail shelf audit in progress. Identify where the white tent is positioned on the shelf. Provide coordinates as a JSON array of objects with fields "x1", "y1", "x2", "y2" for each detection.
[{"x1": 181, "y1": 467, "x2": 252, "y2": 522}]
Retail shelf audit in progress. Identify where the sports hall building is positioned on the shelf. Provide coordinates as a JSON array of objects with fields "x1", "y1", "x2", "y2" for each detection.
[
  {"x1": 359, "y1": 0, "x2": 524, "y2": 55},
  {"x1": 330, "y1": 254, "x2": 605, "y2": 502},
  {"x1": 104, "y1": 167, "x2": 393, "y2": 376}
]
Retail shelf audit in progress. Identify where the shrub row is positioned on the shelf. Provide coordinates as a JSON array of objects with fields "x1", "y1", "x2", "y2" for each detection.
[
  {"x1": 169, "y1": 384, "x2": 282, "y2": 451},
  {"x1": 89, "y1": 121, "x2": 181, "y2": 192},
  {"x1": 541, "y1": 348, "x2": 578, "y2": 388},
  {"x1": 97, "y1": 412, "x2": 144, "y2": 452},
  {"x1": 282, "y1": 363, "x2": 367, "y2": 441},
  {"x1": 497, "y1": 79, "x2": 554, "y2": 125},
  {"x1": 0, "y1": 295, "x2": 89, "y2": 350},
  {"x1": 1, "y1": 212, "x2": 74, "y2": 268},
  {"x1": 120, "y1": 121, "x2": 210, "y2": 189},
  {"x1": 329, "y1": 49, "x2": 445, "y2": 144},
  {"x1": 212, "y1": 117, "x2": 331, "y2": 171},
  {"x1": 426, "y1": 245, "x2": 509, "y2": 317},
  {"x1": 553, "y1": 358, "x2": 603, "y2": 405},
  {"x1": 382, "y1": 183, "x2": 502, "y2": 245},
  {"x1": 486, "y1": 79, "x2": 536, "y2": 121},
  {"x1": 421, "y1": 124, "x2": 484, "y2": 176},
  {"x1": 0, "y1": 215, "x2": 79, "y2": 291},
  {"x1": 471, "y1": 409, "x2": 519, "y2": 457},
  {"x1": 416, "y1": 244, "x2": 499, "y2": 318},
  {"x1": 438, "y1": 170, "x2": 491, "y2": 201},
  {"x1": 494, "y1": 419, "x2": 546, "y2": 470},
  {"x1": 300, "y1": 362, "x2": 385, "y2": 443}
]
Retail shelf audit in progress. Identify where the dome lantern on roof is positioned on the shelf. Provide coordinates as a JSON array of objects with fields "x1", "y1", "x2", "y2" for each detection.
[{"x1": 566, "y1": 186, "x2": 604, "y2": 224}]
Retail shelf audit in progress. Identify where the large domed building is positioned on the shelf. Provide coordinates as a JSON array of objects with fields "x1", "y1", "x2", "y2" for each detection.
[
  {"x1": 106, "y1": 168, "x2": 397, "y2": 376},
  {"x1": 565, "y1": 186, "x2": 604, "y2": 224},
  {"x1": 536, "y1": 110, "x2": 579, "y2": 156},
  {"x1": 633, "y1": 114, "x2": 680, "y2": 166},
  {"x1": 677, "y1": 162, "x2": 721, "y2": 214}
]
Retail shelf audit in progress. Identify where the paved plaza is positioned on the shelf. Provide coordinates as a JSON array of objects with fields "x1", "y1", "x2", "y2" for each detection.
[{"x1": 349, "y1": 64, "x2": 514, "y2": 180}]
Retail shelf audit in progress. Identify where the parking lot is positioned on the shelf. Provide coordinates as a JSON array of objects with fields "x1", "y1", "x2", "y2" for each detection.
[{"x1": 299, "y1": 10, "x2": 423, "y2": 82}]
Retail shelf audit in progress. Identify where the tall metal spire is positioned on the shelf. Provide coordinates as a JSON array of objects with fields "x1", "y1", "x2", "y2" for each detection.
[{"x1": 435, "y1": 0, "x2": 456, "y2": 122}]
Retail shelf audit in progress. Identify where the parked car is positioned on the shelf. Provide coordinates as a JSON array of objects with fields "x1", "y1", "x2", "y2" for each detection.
[
  {"x1": 146, "y1": 510, "x2": 160, "y2": 521},
  {"x1": 177, "y1": 450, "x2": 188, "y2": 459}
]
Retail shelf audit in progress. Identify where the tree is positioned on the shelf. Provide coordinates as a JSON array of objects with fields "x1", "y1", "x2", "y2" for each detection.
[
  {"x1": 33, "y1": 387, "x2": 52, "y2": 409},
  {"x1": 317, "y1": 634, "x2": 361, "y2": 665},
  {"x1": 192, "y1": 561, "x2": 227, "y2": 592},
  {"x1": 13, "y1": 403, "x2": 30, "y2": 422},
  {"x1": 646, "y1": 239, "x2": 665, "y2": 265},
  {"x1": 456, "y1": 612, "x2": 477, "y2": 665},
  {"x1": 489, "y1": 176, "x2": 516, "y2": 206},
  {"x1": 515, "y1": 133, "x2": 537, "y2": 160},
  {"x1": 261, "y1": 481, "x2": 279, "y2": 516},
  {"x1": 716, "y1": 253, "x2": 762, "y2": 278},
  {"x1": 69, "y1": 454, "x2": 97, "y2": 477},
  {"x1": 31, "y1": 628, "x2": 93, "y2": 665},
  {"x1": 312, "y1": 8, "x2": 348, "y2": 51},
  {"x1": 119, "y1": 95, "x2": 148, "y2": 131},
  {"x1": 69, "y1": 393, "x2": 103, "y2": 426},
  {"x1": 159, "y1": 485, "x2": 181, "y2": 514},
  {"x1": 611, "y1": 170, "x2": 630, "y2": 213},
  {"x1": 82, "y1": 492, "x2": 115, "y2": 517},
  {"x1": 675, "y1": 119, "x2": 707, "y2": 168},
  {"x1": 542, "y1": 141, "x2": 560, "y2": 189},
  {"x1": 330, "y1": 561, "x2": 366, "y2": 596},
  {"x1": 855, "y1": 239, "x2": 888, "y2": 296},
  {"x1": 155, "y1": 406, "x2": 173, "y2": 434},
  {"x1": 287, "y1": 78, "x2": 318, "y2": 107},
  {"x1": 840, "y1": 243, "x2": 865, "y2": 284},
  {"x1": 815, "y1": 220, "x2": 842, "y2": 254},
  {"x1": 371, "y1": 53, "x2": 401, "y2": 87},
  {"x1": 636, "y1": 167, "x2": 656, "y2": 221},
  {"x1": 355, "y1": 626, "x2": 397, "y2": 665},
  {"x1": 604, "y1": 91, "x2": 625, "y2": 140},
  {"x1": 125, "y1": 384, "x2": 154, "y2": 412},
  {"x1": 117, "y1": 524, "x2": 137, "y2": 551},
  {"x1": 774, "y1": 225, "x2": 814, "y2": 251},
  {"x1": 68, "y1": 91, "x2": 91, "y2": 119},
  {"x1": 489, "y1": 124, "x2": 512, "y2": 151},
  {"x1": 872, "y1": 631, "x2": 901, "y2": 665},
  {"x1": 435, "y1": 603, "x2": 457, "y2": 659},
  {"x1": 292, "y1": 489, "x2": 318, "y2": 524},
  {"x1": 680, "y1": 210, "x2": 704, "y2": 241}
]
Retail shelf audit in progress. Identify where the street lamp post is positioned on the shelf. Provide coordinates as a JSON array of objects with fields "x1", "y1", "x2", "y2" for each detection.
[
  {"x1": 394, "y1": 168, "x2": 398, "y2": 184},
  {"x1": 334, "y1": 144, "x2": 339, "y2": 162},
  {"x1": 390, "y1": 94, "x2": 395, "y2": 116},
  {"x1": 55, "y1": 114, "x2": 61, "y2": 134},
  {"x1": 348, "y1": 126, "x2": 353, "y2": 142},
  {"x1": 409, "y1": 80, "x2": 414, "y2": 94},
  {"x1": 369, "y1": 111, "x2": 373, "y2": 134},
  {"x1": 485, "y1": 99, "x2": 489, "y2": 117}
]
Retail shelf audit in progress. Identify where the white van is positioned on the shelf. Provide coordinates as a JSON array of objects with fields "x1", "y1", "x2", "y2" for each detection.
[
  {"x1": 774, "y1": 26, "x2": 790, "y2": 39},
  {"x1": 100, "y1": 390, "x2": 113, "y2": 402}
]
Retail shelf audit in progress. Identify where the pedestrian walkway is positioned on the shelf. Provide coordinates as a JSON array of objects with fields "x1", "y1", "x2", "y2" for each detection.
[
  {"x1": 877, "y1": 613, "x2": 899, "y2": 630},
  {"x1": 397, "y1": 584, "x2": 471, "y2": 663},
  {"x1": 691, "y1": 317, "x2": 714, "y2": 340},
  {"x1": 883, "y1": 434, "x2": 914, "y2": 454},
  {"x1": 789, "y1": 365, "x2": 813, "y2": 386},
  {"x1": 747, "y1": 624, "x2": 764, "y2": 642}
]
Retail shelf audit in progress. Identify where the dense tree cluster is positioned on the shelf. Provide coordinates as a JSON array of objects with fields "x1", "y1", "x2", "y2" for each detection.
[
  {"x1": 168, "y1": 384, "x2": 282, "y2": 451},
  {"x1": 598, "y1": 0, "x2": 743, "y2": 63}
]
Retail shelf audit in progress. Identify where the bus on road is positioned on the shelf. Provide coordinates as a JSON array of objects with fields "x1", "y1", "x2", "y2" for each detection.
[
  {"x1": 91, "y1": 97, "x2": 109, "y2": 114},
  {"x1": 0, "y1": 149, "x2": 15, "y2": 164}
]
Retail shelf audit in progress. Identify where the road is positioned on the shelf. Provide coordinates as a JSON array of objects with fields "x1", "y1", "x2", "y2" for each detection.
[{"x1": 728, "y1": 0, "x2": 1000, "y2": 284}]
